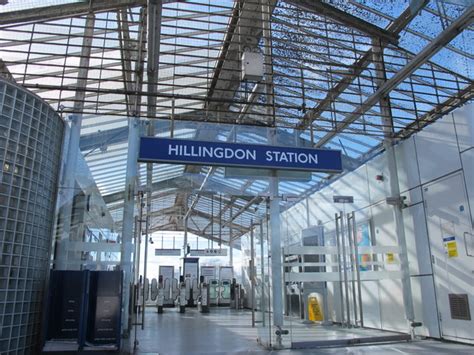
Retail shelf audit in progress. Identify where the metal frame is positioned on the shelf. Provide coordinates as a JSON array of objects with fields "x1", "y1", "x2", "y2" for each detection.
[{"x1": 0, "y1": 1, "x2": 472, "y2": 343}]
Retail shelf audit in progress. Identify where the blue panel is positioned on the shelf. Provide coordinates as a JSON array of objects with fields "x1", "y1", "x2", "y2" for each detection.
[{"x1": 139, "y1": 137, "x2": 342, "y2": 173}]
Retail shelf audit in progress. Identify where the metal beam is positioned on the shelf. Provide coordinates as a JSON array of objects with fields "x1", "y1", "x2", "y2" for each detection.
[
  {"x1": 103, "y1": 177, "x2": 188, "y2": 203},
  {"x1": 143, "y1": 2, "x2": 163, "y2": 327},
  {"x1": 286, "y1": 0, "x2": 399, "y2": 45},
  {"x1": 183, "y1": 227, "x2": 243, "y2": 249},
  {"x1": 396, "y1": 81, "x2": 474, "y2": 140},
  {"x1": 202, "y1": 195, "x2": 237, "y2": 233},
  {"x1": 204, "y1": 1, "x2": 276, "y2": 112},
  {"x1": 117, "y1": 7, "x2": 135, "y2": 117},
  {"x1": 148, "y1": 205, "x2": 183, "y2": 218},
  {"x1": 220, "y1": 195, "x2": 261, "y2": 229},
  {"x1": 295, "y1": 0, "x2": 429, "y2": 132},
  {"x1": 189, "y1": 209, "x2": 249, "y2": 235},
  {"x1": 314, "y1": 5, "x2": 473, "y2": 148},
  {"x1": 148, "y1": 222, "x2": 178, "y2": 232},
  {"x1": 0, "y1": 58, "x2": 15, "y2": 82}
]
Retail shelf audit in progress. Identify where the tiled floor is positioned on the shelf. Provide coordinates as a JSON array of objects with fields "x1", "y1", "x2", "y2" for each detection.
[{"x1": 127, "y1": 307, "x2": 473, "y2": 355}]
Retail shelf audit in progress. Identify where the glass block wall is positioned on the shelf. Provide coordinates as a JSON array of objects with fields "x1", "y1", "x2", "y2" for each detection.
[{"x1": 0, "y1": 78, "x2": 64, "y2": 354}]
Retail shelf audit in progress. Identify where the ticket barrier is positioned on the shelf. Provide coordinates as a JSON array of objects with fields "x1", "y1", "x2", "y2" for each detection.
[
  {"x1": 184, "y1": 277, "x2": 198, "y2": 307},
  {"x1": 179, "y1": 277, "x2": 186, "y2": 313},
  {"x1": 219, "y1": 279, "x2": 231, "y2": 306},
  {"x1": 157, "y1": 276, "x2": 164, "y2": 314},
  {"x1": 230, "y1": 280, "x2": 243, "y2": 310},
  {"x1": 209, "y1": 279, "x2": 219, "y2": 306},
  {"x1": 171, "y1": 278, "x2": 179, "y2": 307},
  {"x1": 198, "y1": 276, "x2": 210, "y2": 313},
  {"x1": 185, "y1": 278, "x2": 191, "y2": 306},
  {"x1": 161, "y1": 277, "x2": 172, "y2": 307},
  {"x1": 192, "y1": 278, "x2": 199, "y2": 307}
]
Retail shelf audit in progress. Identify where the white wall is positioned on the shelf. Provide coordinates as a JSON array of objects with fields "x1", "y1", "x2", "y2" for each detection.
[{"x1": 280, "y1": 103, "x2": 473, "y2": 341}]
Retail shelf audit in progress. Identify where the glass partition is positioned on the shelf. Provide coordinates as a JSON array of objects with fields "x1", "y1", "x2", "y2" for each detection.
[{"x1": 254, "y1": 213, "x2": 272, "y2": 348}]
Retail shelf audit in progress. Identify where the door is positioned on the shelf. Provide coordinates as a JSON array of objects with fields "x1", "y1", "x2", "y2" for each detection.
[{"x1": 423, "y1": 172, "x2": 474, "y2": 341}]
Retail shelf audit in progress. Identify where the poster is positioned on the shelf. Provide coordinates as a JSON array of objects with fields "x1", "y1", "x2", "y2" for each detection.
[
  {"x1": 443, "y1": 236, "x2": 458, "y2": 258},
  {"x1": 356, "y1": 222, "x2": 372, "y2": 271}
]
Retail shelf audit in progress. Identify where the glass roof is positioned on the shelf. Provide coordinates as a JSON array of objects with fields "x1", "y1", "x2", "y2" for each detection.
[{"x1": 0, "y1": 0, "x2": 472, "y2": 242}]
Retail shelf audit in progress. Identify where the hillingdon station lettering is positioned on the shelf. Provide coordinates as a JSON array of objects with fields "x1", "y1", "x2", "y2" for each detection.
[
  {"x1": 139, "y1": 137, "x2": 343, "y2": 172},
  {"x1": 168, "y1": 143, "x2": 319, "y2": 164}
]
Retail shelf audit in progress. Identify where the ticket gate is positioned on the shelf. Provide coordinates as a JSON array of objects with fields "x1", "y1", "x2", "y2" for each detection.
[
  {"x1": 230, "y1": 280, "x2": 243, "y2": 309},
  {"x1": 162, "y1": 277, "x2": 173, "y2": 307},
  {"x1": 209, "y1": 279, "x2": 219, "y2": 305},
  {"x1": 157, "y1": 276, "x2": 164, "y2": 314},
  {"x1": 171, "y1": 278, "x2": 179, "y2": 306},
  {"x1": 159, "y1": 266, "x2": 176, "y2": 307},
  {"x1": 179, "y1": 277, "x2": 186, "y2": 313},
  {"x1": 184, "y1": 277, "x2": 199, "y2": 307},
  {"x1": 192, "y1": 278, "x2": 199, "y2": 306},
  {"x1": 198, "y1": 276, "x2": 210, "y2": 313},
  {"x1": 219, "y1": 279, "x2": 231, "y2": 306}
]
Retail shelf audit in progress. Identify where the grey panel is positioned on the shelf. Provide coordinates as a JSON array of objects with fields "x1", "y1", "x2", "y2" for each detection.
[{"x1": 449, "y1": 294, "x2": 471, "y2": 321}]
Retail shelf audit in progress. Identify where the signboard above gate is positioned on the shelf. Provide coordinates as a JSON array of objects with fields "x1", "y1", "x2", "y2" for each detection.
[
  {"x1": 139, "y1": 137, "x2": 342, "y2": 173},
  {"x1": 190, "y1": 248, "x2": 228, "y2": 257}
]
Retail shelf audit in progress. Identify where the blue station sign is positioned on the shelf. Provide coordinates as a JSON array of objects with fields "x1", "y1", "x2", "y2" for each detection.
[{"x1": 139, "y1": 137, "x2": 342, "y2": 173}]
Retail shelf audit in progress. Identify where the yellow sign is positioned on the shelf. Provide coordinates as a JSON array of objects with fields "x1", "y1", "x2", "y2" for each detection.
[
  {"x1": 443, "y1": 236, "x2": 458, "y2": 258},
  {"x1": 386, "y1": 253, "x2": 395, "y2": 264},
  {"x1": 446, "y1": 241, "x2": 458, "y2": 258},
  {"x1": 308, "y1": 296, "x2": 324, "y2": 321}
]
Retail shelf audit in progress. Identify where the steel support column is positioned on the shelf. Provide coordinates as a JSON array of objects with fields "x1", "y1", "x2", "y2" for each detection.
[
  {"x1": 142, "y1": 0, "x2": 163, "y2": 330},
  {"x1": 262, "y1": 0, "x2": 283, "y2": 342},
  {"x1": 184, "y1": 194, "x2": 189, "y2": 255},
  {"x1": 121, "y1": 116, "x2": 140, "y2": 335},
  {"x1": 229, "y1": 204, "x2": 233, "y2": 266},
  {"x1": 372, "y1": 38, "x2": 415, "y2": 330}
]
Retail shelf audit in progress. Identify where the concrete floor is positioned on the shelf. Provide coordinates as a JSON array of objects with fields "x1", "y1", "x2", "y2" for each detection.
[{"x1": 128, "y1": 307, "x2": 474, "y2": 355}]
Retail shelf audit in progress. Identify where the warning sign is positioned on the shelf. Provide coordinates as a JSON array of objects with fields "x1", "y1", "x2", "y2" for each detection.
[
  {"x1": 443, "y1": 236, "x2": 458, "y2": 258},
  {"x1": 308, "y1": 296, "x2": 324, "y2": 321},
  {"x1": 385, "y1": 253, "x2": 395, "y2": 264}
]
